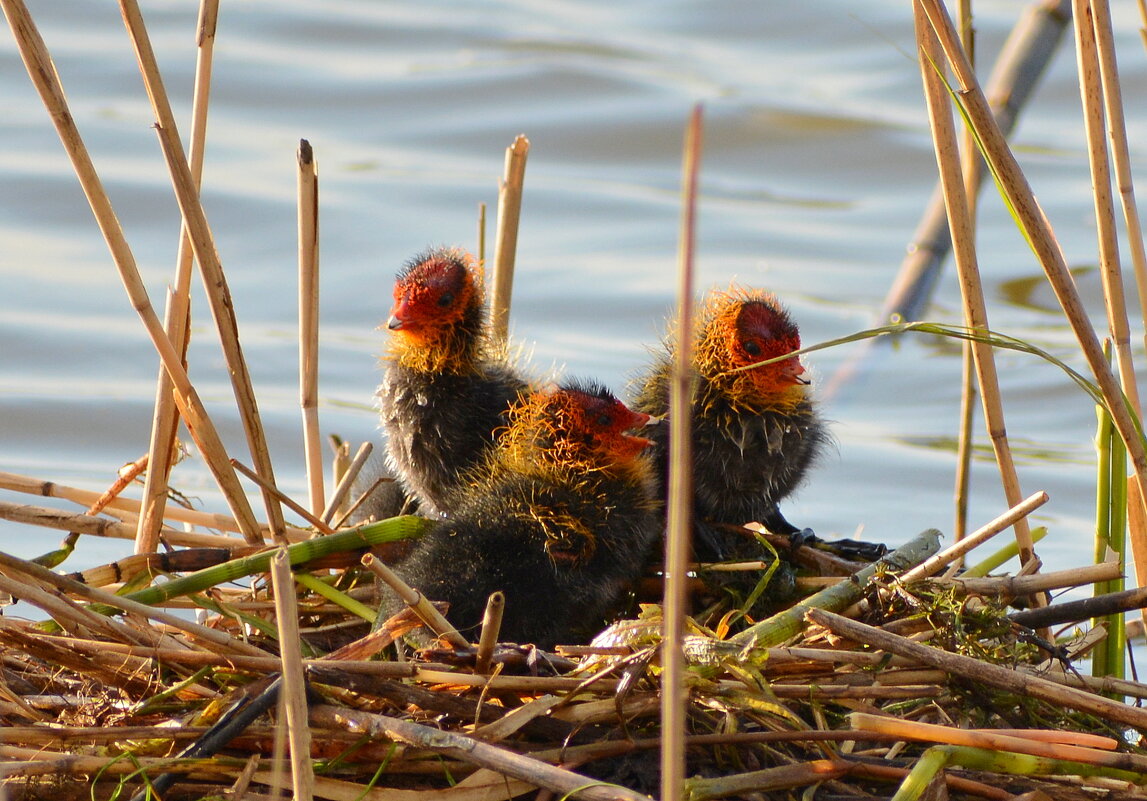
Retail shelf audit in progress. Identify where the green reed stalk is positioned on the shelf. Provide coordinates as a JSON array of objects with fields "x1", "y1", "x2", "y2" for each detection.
[
  {"x1": 122, "y1": 515, "x2": 428, "y2": 607},
  {"x1": 1093, "y1": 394, "x2": 1128, "y2": 680}
]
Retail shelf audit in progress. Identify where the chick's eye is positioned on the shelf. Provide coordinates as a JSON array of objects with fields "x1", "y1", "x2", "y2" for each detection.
[
  {"x1": 743, "y1": 339, "x2": 762, "y2": 357},
  {"x1": 437, "y1": 291, "x2": 455, "y2": 308},
  {"x1": 596, "y1": 413, "x2": 614, "y2": 428}
]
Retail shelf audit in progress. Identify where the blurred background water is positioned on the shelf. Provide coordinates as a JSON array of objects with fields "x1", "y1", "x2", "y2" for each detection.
[{"x1": 2, "y1": 0, "x2": 1145, "y2": 584}]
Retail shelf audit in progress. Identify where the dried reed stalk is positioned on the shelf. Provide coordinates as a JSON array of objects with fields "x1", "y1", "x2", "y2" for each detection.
[
  {"x1": 811, "y1": 607, "x2": 1147, "y2": 730},
  {"x1": 0, "y1": 500, "x2": 242, "y2": 549},
  {"x1": 231, "y1": 458, "x2": 333, "y2": 534},
  {"x1": 270, "y1": 550, "x2": 315, "y2": 800},
  {"x1": 943, "y1": 560, "x2": 1120, "y2": 596},
  {"x1": 901, "y1": 490, "x2": 1048, "y2": 582},
  {"x1": 298, "y1": 138, "x2": 325, "y2": 518},
  {"x1": 0, "y1": 471, "x2": 308, "y2": 541},
  {"x1": 136, "y1": 0, "x2": 219, "y2": 555},
  {"x1": 915, "y1": 4, "x2": 1038, "y2": 570},
  {"x1": 490, "y1": 134, "x2": 529, "y2": 347},
  {"x1": 0, "y1": 550, "x2": 266, "y2": 658},
  {"x1": 1072, "y1": 0, "x2": 1141, "y2": 415},
  {"x1": 308, "y1": 704, "x2": 650, "y2": 801},
  {"x1": 919, "y1": 0, "x2": 1147, "y2": 597},
  {"x1": 1089, "y1": 0, "x2": 1147, "y2": 346},
  {"x1": 119, "y1": 0, "x2": 288, "y2": 542},
  {"x1": 661, "y1": 103, "x2": 703, "y2": 801},
  {"x1": 0, "y1": 0, "x2": 263, "y2": 543},
  {"x1": 952, "y1": 0, "x2": 978, "y2": 549},
  {"x1": 851, "y1": 712, "x2": 1145, "y2": 770},
  {"x1": 362, "y1": 553, "x2": 469, "y2": 649}
]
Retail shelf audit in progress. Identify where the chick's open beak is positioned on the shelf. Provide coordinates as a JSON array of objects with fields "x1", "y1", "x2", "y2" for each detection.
[{"x1": 782, "y1": 359, "x2": 810, "y2": 385}]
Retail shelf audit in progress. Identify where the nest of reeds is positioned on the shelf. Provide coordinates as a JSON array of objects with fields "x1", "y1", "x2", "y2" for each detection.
[{"x1": 6, "y1": 0, "x2": 1147, "y2": 799}]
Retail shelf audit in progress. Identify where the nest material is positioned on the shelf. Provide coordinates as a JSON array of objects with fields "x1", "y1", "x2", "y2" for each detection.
[{"x1": 0, "y1": 515, "x2": 1144, "y2": 801}]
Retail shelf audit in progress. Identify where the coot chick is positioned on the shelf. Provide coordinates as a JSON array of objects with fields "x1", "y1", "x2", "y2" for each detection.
[
  {"x1": 630, "y1": 287, "x2": 828, "y2": 561},
  {"x1": 385, "y1": 380, "x2": 661, "y2": 649},
  {"x1": 378, "y1": 247, "x2": 529, "y2": 517}
]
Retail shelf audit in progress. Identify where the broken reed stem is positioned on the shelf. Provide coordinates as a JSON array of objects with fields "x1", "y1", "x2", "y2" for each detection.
[
  {"x1": 135, "y1": 0, "x2": 219, "y2": 556},
  {"x1": 329, "y1": 437, "x2": 351, "y2": 513},
  {"x1": 662, "y1": 103, "x2": 703, "y2": 801},
  {"x1": 1072, "y1": 0, "x2": 1141, "y2": 418},
  {"x1": 298, "y1": 138, "x2": 324, "y2": 518},
  {"x1": 477, "y1": 201, "x2": 487, "y2": 265},
  {"x1": 490, "y1": 134, "x2": 529, "y2": 348},
  {"x1": 361, "y1": 554, "x2": 469, "y2": 649},
  {"x1": 0, "y1": 0, "x2": 263, "y2": 544},
  {"x1": 901, "y1": 490, "x2": 1048, "y2": 582},
  {"x1": 917, "y1": 0, "x2": 1147, "y2": 597},
  {"x1": 118, "y1": 0, "x2": 287, "y2": 543},
  {"x1": 269, "y1": 550, "x2": 315, "y2": 801},
  {"x1": 914, "y1": 4, "x2": 1038, "y2": 570},
  {"x1": 320, "y1": 441, "x2": 372, "y2": 526},
  {"x1": 475, "y1": 591, "x2": 505, "y2": 674},
  {"x1": 230, "y1": 459, "x2": 333, "y2": 535},
  {"x1": 731, "y1": 529, "x2": 942, "y2": 648}
]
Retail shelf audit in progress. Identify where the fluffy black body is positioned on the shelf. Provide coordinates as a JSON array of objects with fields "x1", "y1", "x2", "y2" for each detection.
[
  {"x1": 378, "y1": 364, "x2": 526, "y2": 517},
  {"x1": 631, "y1": 324, "x2": 829, "y2": 563},
  {"x1": 388, "y1": 467, "x2": 659, "y2": 649}
]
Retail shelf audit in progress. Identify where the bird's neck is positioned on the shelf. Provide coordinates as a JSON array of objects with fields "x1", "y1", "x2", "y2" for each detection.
[
  {"x1": 388, "y1": 329, "x2": 481, "y2": 375},
  {"x1": 697, "y1": 371, "x2": 807, "y2": 418}
]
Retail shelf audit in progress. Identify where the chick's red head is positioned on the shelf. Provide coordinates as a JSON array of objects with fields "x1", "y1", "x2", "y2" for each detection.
[
  {"x1": 558, "y1": 384, "x2": 653, "y2": 465},
  {"x1": 387, "y1": 249, "x2": 478, "y2": 343},
  {"x1": 696, "y1": 289, "x2": 808, "y2": 411},
  {"x1": 506, "y1": 380, "x2": 653, "y2": 471}
]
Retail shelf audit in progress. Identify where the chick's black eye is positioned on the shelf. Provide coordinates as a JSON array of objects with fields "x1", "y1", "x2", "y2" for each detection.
[
  {"x1": 437, "y1": 292, "x2": 455, "y2": 307},
  {"x1": 597, "y1": 413, "x2": 613, "y2": 428},
  {"x1": 743, "y1": 340, "x2": 762, "y2": 357}
]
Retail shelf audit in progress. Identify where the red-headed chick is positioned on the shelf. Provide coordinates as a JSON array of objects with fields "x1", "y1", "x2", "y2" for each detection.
[
  {"x1": 377, "y1": 247, "x2": 530, "y2": 518},
  {"x1": 630, "y1": 287, "x2": 828, "y2": 560}
]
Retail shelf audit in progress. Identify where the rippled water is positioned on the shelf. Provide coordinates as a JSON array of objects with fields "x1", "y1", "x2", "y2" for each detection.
[{"x1": 3, "y1": 1, "x2": 1146, "y2": 579}]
